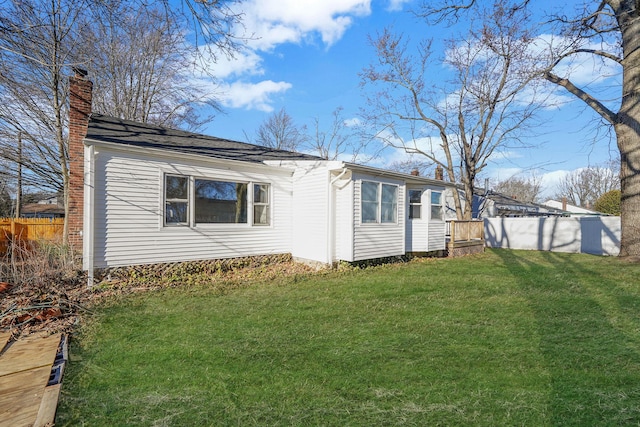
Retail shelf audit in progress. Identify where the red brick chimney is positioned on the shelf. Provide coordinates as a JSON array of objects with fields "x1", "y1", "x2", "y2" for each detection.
[
  {"x1": 435, "y1": 165, "x2": 444, "y2": 180},
  {"x1": 68, "y1": 68, "x2": 92, "y2": 251}
]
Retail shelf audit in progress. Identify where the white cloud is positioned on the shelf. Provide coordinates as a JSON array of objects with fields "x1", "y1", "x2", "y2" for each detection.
[
  {"x1": 241, "y1": 0, "x2": 371, "y2": 48},
  {"x1": 190, "y1": 0, "x2": 372, "y2": 113},
  {"x1": 386, "y1": 0, "x2": 411, "y2": 12},
  {"x1": 218, "y1": 80, "x2": 293, "y2": 112},
  {"x1": 207, "y1": 50, "x2": 264, "y2": 80}
]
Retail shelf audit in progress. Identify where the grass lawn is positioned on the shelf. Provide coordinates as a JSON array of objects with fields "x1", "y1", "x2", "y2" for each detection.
[{"x1": 57, "y1": 249, "x2": 640, "y2": 426}]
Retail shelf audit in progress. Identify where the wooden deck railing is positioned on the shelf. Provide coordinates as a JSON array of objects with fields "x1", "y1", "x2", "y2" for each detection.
[
  {"x1": 0, "y1": 218, "x2": 64, "y2": 255},
  {"x1": 446, "y1": 220, "x2": 484, "y2": 242}
]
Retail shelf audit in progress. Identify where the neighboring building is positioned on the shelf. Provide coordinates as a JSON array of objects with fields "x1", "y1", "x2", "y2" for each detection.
[
  {"x1": 20, "y1": 203, "x2": 64, "y2": 219},
  {"x1": 543, "y1": 199, "x2": 606, "y2": 216},
  {"x1": 442, "y1": 187, "x2": 566, "y2": 220},
  {"x1": 20, "y1": 194, "x2": 64, "y2": 218},
  {"x1": 67, "y1": 70, "x2": 453, "y2": 281}
]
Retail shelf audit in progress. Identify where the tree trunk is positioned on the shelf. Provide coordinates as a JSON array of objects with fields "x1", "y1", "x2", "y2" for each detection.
[{"x1": 616, "y1": 8, "x2": 640, "y2": 257}]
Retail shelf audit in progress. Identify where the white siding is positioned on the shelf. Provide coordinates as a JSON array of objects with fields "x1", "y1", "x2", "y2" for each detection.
[
  {"x1": 290, "y1": 162, "x2": 330, "y2": 263},
  {"x1": 427, "y1": 221, "x2": 446, "y2": 251},
  {"x1": 352, "y1": 173, "x2": 405, "y2": 261},
  {"x1": 334, "y1": 179, "x2": 354, "y2": 262},
  {"x1": 406, "y1": 187, "x2": 428, "y2": 252},
  {"x1": 92, "y1": 146, "x2": 294, "y2": 268}
]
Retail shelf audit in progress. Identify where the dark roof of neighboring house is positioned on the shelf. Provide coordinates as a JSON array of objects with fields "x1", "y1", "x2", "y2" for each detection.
[
  {"x1": 475, "y1": 189, "x2": 567, "y2": 216},
  {"x1": 21, "y1": 204, "x2": 65, "y2": 215},
  {"x1": 85, "y1": 114, "x2": 322, "y2": 163}
]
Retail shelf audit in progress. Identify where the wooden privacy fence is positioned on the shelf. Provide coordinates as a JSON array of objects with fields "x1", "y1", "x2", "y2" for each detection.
[{"x1": 0, "y1": 218, "x2": 64, "y2": 255}]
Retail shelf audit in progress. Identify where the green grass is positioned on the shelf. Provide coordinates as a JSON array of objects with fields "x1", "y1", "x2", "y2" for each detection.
[{"x1": 57, "y1": 249, "x2": 640, "y2": 426}]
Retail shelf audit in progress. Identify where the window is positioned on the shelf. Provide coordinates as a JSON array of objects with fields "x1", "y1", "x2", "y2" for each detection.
[
  {"x1": 381, "y1": 184, "x2": 397, "y2": 223},
  {"x1": 165, "y1": 175, "x2": 189, "y2": 225},
  {"x1": 361, "y1": 181, "x2": 398, "y2": 224},
  {"x1": 253, "y1": 183, "x2": 270, "y2": 225},
  {"x1": 163, "y1": 174, "x2": 271, "y2": 227},
  {"x1": 361, "y1": 181, "x2": 379, "y2": 223},
  {"x1": 431, "y1": 191, "x2": 443, "y2": 220},
  {"x1": 408, "y1": 189, "x2": 422, "y2": 219},
  {"x1": 195, "y1": 179, "x2": 247, "y2": 224}
]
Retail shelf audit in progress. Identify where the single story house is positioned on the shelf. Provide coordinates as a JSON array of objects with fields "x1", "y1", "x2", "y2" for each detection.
[{"x1": 67, "y1": 70, "x2": 452, "y2": 282}]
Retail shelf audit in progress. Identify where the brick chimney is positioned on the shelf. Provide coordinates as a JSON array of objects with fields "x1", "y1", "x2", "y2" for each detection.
[
  {"x1": 68, "y1": 68, "x2": 92, "y2": 251},
  {"x1": 435, "y1": 165, "x2": 444, "y2": 180}
]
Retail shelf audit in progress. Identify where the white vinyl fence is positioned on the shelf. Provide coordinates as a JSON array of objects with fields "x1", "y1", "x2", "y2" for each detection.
[{"x1": 484, "y1": 217, "x2": 621, "y2": 256}]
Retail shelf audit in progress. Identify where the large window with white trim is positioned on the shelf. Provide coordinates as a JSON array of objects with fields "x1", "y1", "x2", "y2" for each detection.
[
  {"x1": 361, "y1": 181, "x2": 398, "y2": 224},
  {"x1": 195, "y1": 179, "x2": 247, "y2": 224},
  {"x1": 164, "y1": 174, "x2": 270, "y2": 227}
]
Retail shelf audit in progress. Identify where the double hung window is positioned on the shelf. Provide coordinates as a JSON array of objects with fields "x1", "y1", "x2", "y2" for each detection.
[
  {"x1": 408, "y1": 189, "x2": 422, "y2": 219},
  {"x1": 361, "y1": 181, "x2": 398, "y2": 224},
  {"x1": 431, "y1": 191, "x2": 443, "y2": 220},
  {"x1": 165, "y1": 175, "x2": 189, "y2": 225}
]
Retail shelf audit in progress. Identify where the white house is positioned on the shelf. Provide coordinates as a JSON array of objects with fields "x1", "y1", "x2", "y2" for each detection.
[{"x1": 67, "y1": 70, "x2": 451, "y2": 281}]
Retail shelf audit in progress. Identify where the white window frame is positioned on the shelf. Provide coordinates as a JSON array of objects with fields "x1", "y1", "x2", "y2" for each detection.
[
  {"x1": 430, "y1": 190, "x2": 443, "y2": 221},
  {"x1": 252, "y1": 183, "x2": 271, "y2": 226},
  {"x1": 408, "y1": 189, "x2": 422, "y2": 219},
  {"x1": 162, "y1": 173, "x2": 271, "y2": 228},
  {"x1": 164, "y1": 174, "x2": 189, "y2": 226},
  {"x1": 361, "y1": 180, "x2": 399, "y2": 225}
]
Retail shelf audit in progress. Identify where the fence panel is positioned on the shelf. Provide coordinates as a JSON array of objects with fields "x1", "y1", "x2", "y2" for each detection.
[
  {"x1": 0, "y1": 218, "x2": 64, "y2": 255},
  {"x1": 484, "y1": 216, "x2": 621, "y2": 256},
  {"x1": 448, "y1": 220, "x2": 484, "y2": 242}
]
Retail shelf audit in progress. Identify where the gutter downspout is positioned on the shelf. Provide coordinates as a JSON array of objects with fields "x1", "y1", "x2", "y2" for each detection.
[
  {"x1": 83, "y1": 145, "x2": 95, "y2": 287},
  {"x1": 328, "y1": 168, "x2": 348, "y2": 265}
]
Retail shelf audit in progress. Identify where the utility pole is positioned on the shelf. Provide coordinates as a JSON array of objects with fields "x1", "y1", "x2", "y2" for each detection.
[{"x1": 15, "y1": 132, "x2": 22, "y2": 218}]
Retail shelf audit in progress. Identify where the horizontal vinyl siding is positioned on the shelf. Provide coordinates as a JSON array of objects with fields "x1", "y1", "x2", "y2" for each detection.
[
  {"x1": 93, "y1": 147, "x2": 293, "y2": 268},
  {"x1": 290, "y1": 163, "x2": 329, "y2": 263},
  {"x1": 427, "y1": 221, "x2": 446, "y2": 251},
  {"x1": 334, "y1": 181, "x2": 354, "y2": 261},
  {"x1": 352, "y1": 174, "x2": 405, "y2": 261}
]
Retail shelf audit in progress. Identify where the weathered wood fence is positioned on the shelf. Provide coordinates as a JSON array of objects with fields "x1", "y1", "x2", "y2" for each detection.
[{"x1": 0, "y1": 218, "x2": 64, "y2": 255}]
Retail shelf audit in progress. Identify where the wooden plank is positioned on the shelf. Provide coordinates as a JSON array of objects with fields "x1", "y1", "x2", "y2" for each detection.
[
  {"x1": 0, "y1": 331, "x2": 11, "y2": 353},
  {"x1": 0, "y1": 366, "x2": 50, "y2": 427},
  {"x1": 34, "y1": 384, "x2": 61, "y2": 427},
  {"x1": 0, "y1": 334, "x2": 60, "y2": 377}
]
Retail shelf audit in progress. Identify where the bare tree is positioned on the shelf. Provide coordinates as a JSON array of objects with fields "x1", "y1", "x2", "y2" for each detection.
[
  {"x1": 252, "y1": 108, "x2": 308, "y2": 152},
  {"x1": 361, "y1": 4, "x2": 545, "y2": 219},
  {"x1": 80, "y1": 4, "x2": 219, "y2": 130},
  {"x1": 308, "y1": 107, "x2": 368, "y2": 161},
  {"x1": 493, "y1": 174, "x2": 542, "y2": 203},
  {"x1": 418, "y1": 0, "x2": 640, "y2": 256},
  {"x1": 0, "y1": 0, "x2": 244, "y2": 242},
  {"x1": 554, "y1": 164, "x2": 620, "y2": 208}
]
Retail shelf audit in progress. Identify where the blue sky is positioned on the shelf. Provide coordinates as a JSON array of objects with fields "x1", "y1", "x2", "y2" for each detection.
[{"x1": 194, "y1": 0, "x2": 621, "y2": 199}]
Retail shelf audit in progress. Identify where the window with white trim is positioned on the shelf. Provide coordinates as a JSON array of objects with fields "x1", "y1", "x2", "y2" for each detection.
[
  {"x1": 253, "y1": 183, "x2": 270, "y2": 225},
  {"x1": 165, "y1": 175, "x2": 189, "y2": 225},
  {"x1": 164, "y1": 174, "x2": 270, "y2": 227},
  {"x1": 361, "y1": 181, "x2": 398, "y2": 224},
  {"x1": 431, "y1": 191, "x2": 443, "y2": 220},
  {"x1": 195, "y1": 179, "x2": 248, "y2": 224},
  {"x1": 408, "y1": 189, "x2": 422, "y2": 219}
]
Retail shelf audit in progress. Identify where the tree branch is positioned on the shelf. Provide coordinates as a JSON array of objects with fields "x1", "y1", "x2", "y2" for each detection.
[{"x1": 544, "y1": 71, "x2": 617, "y2": 125}]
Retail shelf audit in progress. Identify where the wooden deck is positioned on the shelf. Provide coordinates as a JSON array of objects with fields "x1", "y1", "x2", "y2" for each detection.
[{"x1": 0, "y1": 332, "x2": 65, "y2": 427}]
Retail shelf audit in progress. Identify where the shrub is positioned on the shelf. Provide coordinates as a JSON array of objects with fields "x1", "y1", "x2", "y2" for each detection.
[{"x1": 594, "y1": 189, "x2": 621, "y2": 215}]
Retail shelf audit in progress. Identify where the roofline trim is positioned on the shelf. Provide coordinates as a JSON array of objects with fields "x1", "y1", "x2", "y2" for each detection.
[{"x1": 83, "y1": 137, "x2": 296, "y2": 176}]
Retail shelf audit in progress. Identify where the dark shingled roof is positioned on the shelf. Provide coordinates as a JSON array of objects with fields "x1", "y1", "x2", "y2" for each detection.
[{"x1": 85, "y1": 114, "x2": 322, "y2": 163}]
